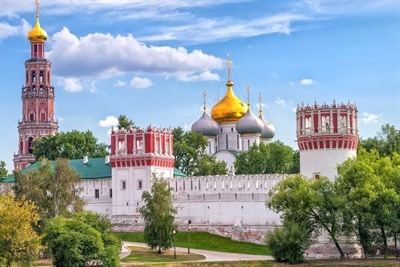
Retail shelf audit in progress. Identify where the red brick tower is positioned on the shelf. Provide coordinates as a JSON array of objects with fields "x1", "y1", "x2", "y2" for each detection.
[{"x1": 13, "y1": 0, "x2": 58, "y2": 170}]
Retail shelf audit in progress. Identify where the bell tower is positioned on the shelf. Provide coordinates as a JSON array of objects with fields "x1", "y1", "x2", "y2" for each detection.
[{"x1": 13, "y1": 0, "x2": 58, "y2": 170}]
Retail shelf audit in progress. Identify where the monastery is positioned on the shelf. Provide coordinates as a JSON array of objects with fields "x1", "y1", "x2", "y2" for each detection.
[{"x1": 0, "y1": 1, "x2": 360, "y2": 258}]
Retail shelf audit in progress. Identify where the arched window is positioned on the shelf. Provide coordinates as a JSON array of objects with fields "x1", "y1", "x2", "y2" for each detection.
[
  {"x1": 28, "y1": 137, "x2": 34, "y2": 154},
  {"x1": 40, "y1": 71, "x2": 44, "y2": 83},
  {"x1": 32, "y1": 71, "x2": 36, "y2": 83},
  {"x1": 30, "y1": 114, "x2": 35, "y2": 122}
]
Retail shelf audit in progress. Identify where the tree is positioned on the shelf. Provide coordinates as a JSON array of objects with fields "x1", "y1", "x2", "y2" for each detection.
[
  {"x1": 0, "y1": 194, "x2": 41, "y2": 267},
  {"x1": 139, "y1": 173, "x2": 177, "y2": 254},
  {"x1": 43, "y1": 211, "x2": 121, "y2": 267},
  {"x1": 235, "y1": 141, "x2": 299, "y2": 175},
  {"x1": 359, "y1": 124, "x2": 400, "y2": 157},
  {"x1": 33, "y1": 130, "x2": 108, "y2": 161},
  {"x1": 265, "y1": 220, "x2": 311, "y2": 264},
  {"x1": 0, "y1": 161, "x2": 8, "y2": 177},
  {"x1": 267, "y1": 174, "x2": 346, "y2": 259},
  {"x1": 336, "y1": 149, "x2": 400, "y2": 258},
  {"x1": 13, "y1": 158, "x2": 83, "y2": 229},
  {"x1": 173, "y1": 127, "x2": 227, "y2": 176},
  {"x1": 117, "y1": 114, "x2": 136, "y2": 130}
]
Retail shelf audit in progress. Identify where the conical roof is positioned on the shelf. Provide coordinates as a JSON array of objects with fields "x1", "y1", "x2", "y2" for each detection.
[
  {"x1": 191, "y1": 111, "x2": 219, "y2": 136},
  {"x1": 236, "y1": 105, "x2": 263, "y2": 135},
  {"x1": 211, "y1": 80, "x2": 247, "y2": 124}
]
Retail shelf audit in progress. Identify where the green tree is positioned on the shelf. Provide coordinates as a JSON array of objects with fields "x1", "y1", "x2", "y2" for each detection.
[
  {"x1": 265, "y1": 220, "x2": 311, "y2": 264},
  {"x1": 0, "y1": 161, "x2": 8, "y2": 177},
  {"x1": 117, "y1": 114, "x2": 136, "y2": 130},
  {"x1": 173, "y1": 127, "x2": 227, "y2": 176},
  {"x1": 235, "y1": 141, "x2": 299, "y2": 175},
  {"x1": 13, "y1": 158, "x2": 83, "y2": 229},
  {"x1": 44, "y1": 211, "x2": 121, "y2": 267},
  {"x1": 267, "y1": 174, "x2": 346, "y2": 259},
  {"x1": 139, "y1": 173, "x2": 177, "y2": 254},
  {"x1": 336, "y1": 149, "x2": 400, "y2": 258},
  {"x1": 33, "y1": 130, "x2": 108, "y2": 161},
  {"x1": 359, "y1": 124, "x2": 400, "y2": 157},
  {"x1": 0, "y1": 194, "x2": 41, "y2": 267}
]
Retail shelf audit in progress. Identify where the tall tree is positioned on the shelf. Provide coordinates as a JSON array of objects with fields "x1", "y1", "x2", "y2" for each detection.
[
  {"x1": 173, "y1": 127, "x2": 227, "y2": 176},
  {"x1": 336, "y1": 149, "x2": 400, "y2": 258},
  {"x1": 0, "y1": 194, "x2": 41, "y2": 267},
  {"x1": 267, "y1": 174, "x2": 346, "y2": 259},
  {"x1": 13, "y1": 159, "x2": 83, "y2": 229},
  {"x1": 44, "y1": 211, "x2": 121, "y2": 267},
  {"x1": 235, "y1": 141, "x2": 299, "y2": 175},
  {"x1": 359, "y1": 124, "x2": 400, "y2": 157},
  {"x1": 139, "y1": 173, "x2": 177, "y2": 254},
  {"x1": 117, "y1": 114, "x2": 136, "y2": 130},
  {"x1": 33, "y1": 130, "x2": 108, "y2": 161},
  {"x1": 0, "y1": 160, "x2": 8, "y2": 177}
]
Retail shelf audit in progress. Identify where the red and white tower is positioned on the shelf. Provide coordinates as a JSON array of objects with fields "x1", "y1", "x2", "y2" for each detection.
[
  {"x1": 296, "y1": 100, "x2": 358, "y2": 180},
  {"x1": 13, "y1": 0, "x2": 58, "y2": 170},
  {"x1": 109, "y1": 126, "x2": 175, "y2": 224}
]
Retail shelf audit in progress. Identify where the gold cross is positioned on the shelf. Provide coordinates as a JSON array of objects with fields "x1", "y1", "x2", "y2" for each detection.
[{"x1": 226, "y1": 54, "x2": 232, "y2": 80}]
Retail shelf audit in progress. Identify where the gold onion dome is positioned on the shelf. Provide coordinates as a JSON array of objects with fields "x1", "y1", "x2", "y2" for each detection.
[
  {"x1": 211, "y1": 80, "x2": 248, "y2": 123},
  {"x1": 28, "y1": 16, "x2": 47, "y2": 43}
]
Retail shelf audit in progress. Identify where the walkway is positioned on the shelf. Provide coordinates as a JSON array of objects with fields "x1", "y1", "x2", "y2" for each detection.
[{"x1": 120, "y1": 241, "x2": 274, "y2": 262}]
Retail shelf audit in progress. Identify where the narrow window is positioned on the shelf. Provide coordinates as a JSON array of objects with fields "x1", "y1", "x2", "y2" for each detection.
[
  {"x1": 138, "y1": 180, "x2": 143, "y2": 190},
  {"x1": 95, "y1": 189, "x2": 100, "y2": 198},
  {"x1": 40, "y1": 71, "x2": 44, "y2": 83},
  {"x1": 32, "y1": 71, "x2": 36, "y2": 83},
  {"x1": 41, "y1": 113, "x2": 45, "y2": 121},
  {"x1": 121, "y1": 181, "x2": 126, "y2": 190},
  {"x1": 30, "y1": 114, "x2": 34, "y2": 121},
  {"x1": 109, "y1": 189, "x2": 112, "y2": 198},
  {"x1": 225, "y1": 135, "x2": 228, "y2": 150},
  {"x1": 28, "y1": 137, "x2": 34, "y2": 154}
]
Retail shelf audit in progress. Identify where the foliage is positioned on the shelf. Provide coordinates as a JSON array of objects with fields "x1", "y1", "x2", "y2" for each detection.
[
  {"x1": 44, "y1": 211, "x2": 121, "y2": 267},
  {"x1": 0, "y1": 194, "x2": 41, "y2": 267},
  {"x1": 265, "y1": 220, "x2": 310, "y2": 264},
  {"x1": 359, "y1": 124, "x2": 400, "y2": 157},
  {"x1": 336, "y1": 149, "x2": 400, "y2": 258},
  {"x1": 13, "y1": 158, "x2": 83, "y2": 230},
  {"x1": 139, "y1": 173, "x2": 177, "y2": 254},
  {"x1": 173, "y1": 127, "x2": 227, "y2": 176},
  {"x1": 117, "y1": 114, "x2": 137, "y2": 130},
  {"x1": 33, "y1": 130, "x2": 108, "y2": 161},
  {"x1": 0, "y1": 161, "x2": 8, "y2": 177},
  {"x1": 267, "y1": 174, "x2": 346, "y2": 259},
  {"x1": 235, "y1": 141, "x2": 299, "y2": 175}
]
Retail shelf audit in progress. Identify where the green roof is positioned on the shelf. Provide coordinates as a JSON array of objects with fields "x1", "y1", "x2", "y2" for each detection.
[{"x1": 1, "y1": 158, "x2": 185, "y2": 184}]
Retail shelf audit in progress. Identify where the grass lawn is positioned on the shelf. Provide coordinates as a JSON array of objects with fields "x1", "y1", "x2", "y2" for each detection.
[
  {"x1": 114, "y1": 231, "x2": 271, "y2": 255},
  {"x1": 122, "y1": 246, "x2": 205, "y2": 263}
]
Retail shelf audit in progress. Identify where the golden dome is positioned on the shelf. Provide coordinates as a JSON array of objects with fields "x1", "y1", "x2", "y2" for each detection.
[
  {"x1": 211, "y1": 80, "x2": 248, "y2": 124},
  {"x1": 28, "y1": 16, "x2": 47, "y2": 43}
]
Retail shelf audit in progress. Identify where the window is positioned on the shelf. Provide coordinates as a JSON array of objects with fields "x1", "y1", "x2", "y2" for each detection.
[
  {"x1": 95, "y1": 189, "x2": 100, "y2": 198},
  {"x1": 41, "y1": 113, "x2": 45, "y2": 121},
  {"x1": 28, "y1": 137, "x2": 34, "y2": 154},
  {"x1": 30, "y1": 114, "x2": 34, "y2": 122},
  {"x1": 121, "y1": 181, "x2": 126, "y2": 190},
  {"x1": 313, "y1": 172, "x2": 321, "y2": 180},
  {"x1": 109, "y1": 189, "x2": 112, "y2": 198},
  {"x1": 138, "y1": 180, "x2": 143, "y2": 190}
]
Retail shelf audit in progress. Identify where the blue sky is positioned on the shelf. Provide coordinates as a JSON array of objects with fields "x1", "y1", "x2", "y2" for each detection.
[{"x1": 0, "y1": 0, "x2": 399, "y2": 171}]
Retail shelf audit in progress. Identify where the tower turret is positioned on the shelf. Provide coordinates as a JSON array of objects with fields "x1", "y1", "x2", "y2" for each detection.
[
  {"x1": 14, "y1": 0, "x2": 58, "y2": 170},
  {"x1": 296, "y1": 100, "x2": 358, "y2": 179}
]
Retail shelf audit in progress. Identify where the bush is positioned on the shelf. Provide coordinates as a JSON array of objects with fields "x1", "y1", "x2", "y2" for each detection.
[{"x1": 265, "y1": 221, "x2": 310, "y2": 264}]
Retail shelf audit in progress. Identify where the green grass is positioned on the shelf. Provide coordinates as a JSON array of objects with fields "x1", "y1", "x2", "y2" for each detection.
[
  {"x1": 114, "y1": 231, "x2": 271, "y2": 255},
  {"x1": 122, "y1": 246, "x2": 205, "y2": 263}
]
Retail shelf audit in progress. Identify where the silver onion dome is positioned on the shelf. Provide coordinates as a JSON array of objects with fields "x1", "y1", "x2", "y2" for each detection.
[
  {"x1": 191, "y1": 112, "x2": 219, "y2": 136},
  {"x1": 236, "y1": 107, "x2": 264, "y2": 135},
  {"x1": 259, "y1": 113, "x2": 275, "y2": 139}
]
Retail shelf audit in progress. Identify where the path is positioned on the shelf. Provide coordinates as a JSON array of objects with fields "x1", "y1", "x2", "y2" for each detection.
[{"x1": 120, "y1": 241, "x2": 274, "y2": 262}]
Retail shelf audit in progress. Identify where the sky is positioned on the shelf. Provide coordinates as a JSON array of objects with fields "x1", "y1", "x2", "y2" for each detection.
[{"x1": 0, "y1": 0, "x2": 399, "y2": 171}]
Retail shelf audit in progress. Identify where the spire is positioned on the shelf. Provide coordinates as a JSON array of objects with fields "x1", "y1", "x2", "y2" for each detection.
[
  {"x1": 226, "y1": 54, "x2": 232, "y2": 81},
  {"x1": 246, "y1": 85, "x2": 251, "y2": 106},
  {"x1": 28, "y1": 0, "x2": 48, "y2": 43},
  {"x1": 202, "y1": 88, "x2": 207, "y2": 112}
]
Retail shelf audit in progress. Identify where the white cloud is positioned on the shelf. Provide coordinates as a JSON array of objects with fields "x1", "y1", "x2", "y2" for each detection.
[
  {"x1": 57, "y1": 77, "x2": 84, "y2": 92},
  {"x1": 47, "y1": 27, "x2": 223, "y2": 80},
  {"x1": 175, "y1": 71, "x2": 220, "y2": 82},
  {"x1": 87, "y1": 80, "x2": 97, "y2": 93},
  {"x1": 130, "y1": 76, "x2": 153, "y2": 88},
  {"x1": 0, "y1": 19, "x2": 30, "y2": 40},
  {"x1": 360, "y1": 112, "x2": 381, "y2": 124},
  {"x1": 113, "y1": 80, "x2": 127, "y2": 87},
  {"x1": 300, "y1": 78, "x2": 315, "y2": 85},
  {"x1": 275, "y1": 97, "x2": 286, "y2": 107},
  {"x1": 99, "y1": 116, "x2": 118, "y2": 127}
]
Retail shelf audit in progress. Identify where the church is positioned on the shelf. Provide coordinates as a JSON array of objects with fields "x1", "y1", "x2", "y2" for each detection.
[{"x1": 0, "y1": 1, "x2": 360, "y2": 257}]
